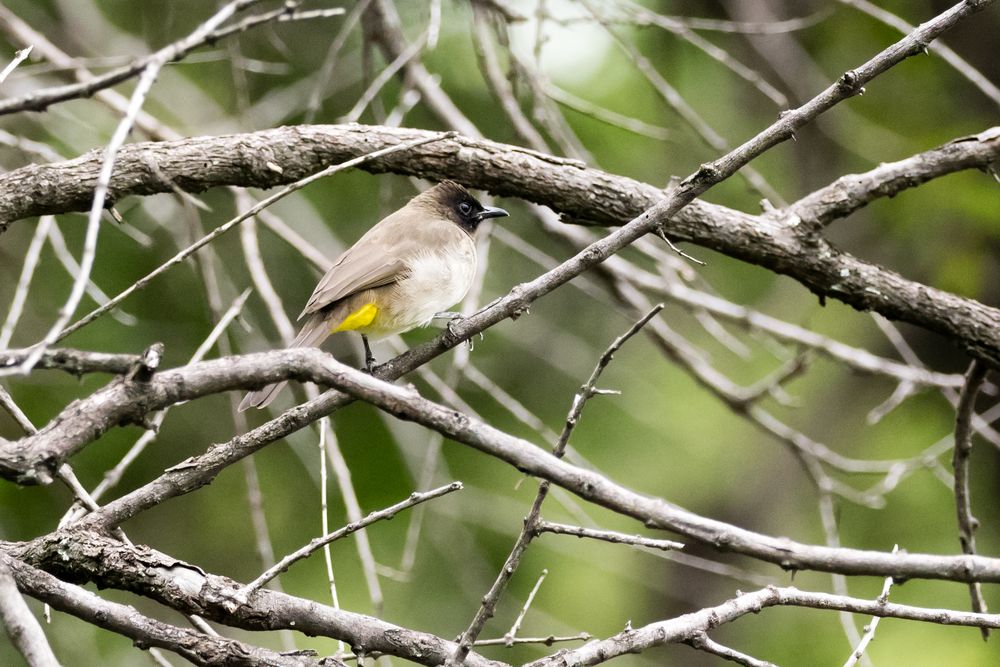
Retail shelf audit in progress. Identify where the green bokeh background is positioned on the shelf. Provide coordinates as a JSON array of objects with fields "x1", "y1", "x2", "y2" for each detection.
[{"x1": 1, "y1": 1, "x2": 999, "y2": 665}]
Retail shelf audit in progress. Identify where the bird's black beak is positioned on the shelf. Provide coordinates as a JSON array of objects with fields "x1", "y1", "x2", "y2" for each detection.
[{"x1": 478, "y1": 206, "x2": 509, "y2": 221}]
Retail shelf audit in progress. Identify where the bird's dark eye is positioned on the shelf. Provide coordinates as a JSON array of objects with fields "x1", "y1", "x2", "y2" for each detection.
[{"x1": 458, "y1": 201, "x2": 472, "y2": 216}]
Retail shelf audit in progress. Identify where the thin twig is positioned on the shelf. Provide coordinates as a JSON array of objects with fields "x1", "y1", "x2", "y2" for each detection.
[
  {"x1": 191, "y1": 289, "x2": 252, "y2": 359},
  {"x1": 304, "y1": 0, "x2": 372, "y2": 121},
  {"x1": 45, "y1": 221, "x2": 137, "y2": 326},
  {"x1": 320, "y1": 418, "x2": 385, "y2": 615},
  {"x1": 317, "y1": 417, "x2": 345, "y2": 655},
  {"x1": 953, "y1": 359, "x2": 990, "y2": 639},
  {"x1": 557, "y1": 4, "x2": 829, "y2": 34},
  {"x1": 471, "y1": 5, "x2": 549, "y2": 151},
  {"x1": 345, "y1": 30, "x2": 428, "y2": 123},
  {"x1": 557, "y1": 304, "x2": 664, "y2": 452},
  {"x1": 543, "y1": 83, "x2": 672, "y2": 140},
  {"x1": 686, "y1": 632, "x2": 777, "y2": 667},
  {"x1": 817, "y1": 489, "x2": 871, "y2": 667},
  {"x1": 619, "y1": 0, "x2": 788, "y2": 106},
  {"x1": 474, "y1": 633, "x2": 590, "y2": 647},
  {"x1": 363, "y1": 0, "x2": 480, "y2": 137},
  {"x1": 843, "y1": 546, "x2": 899, "y2": 667},
  {"x1": 0, "y1": 45, "x2": 32, "y2": 85},
  {"x1": 12, "y1": 0, "x2": 253, "y2": 376},
  {"x1": 461, "y1": 363, "x2": 562, "y2": 445},
  {"x1": 238, "y1": 214, "x2": 296, "y2": 345},
  {"x1": 837, "y1": 0, "x2": 1000, "y2": 107},
  {"x1": 0, "y1": 384, "x2": 34, "y2": 434},
  {"x1": 237, "y1": 482, "x2": 462, "y2": 600},
  {"x1": 0, "y1": 2, "x2": 344, "y2": 116},
  {"x1": 62, "y1": 290, "x2": 251, "y2": 516},
  {"x1": 0, "y1": 128, "x2": 65, "y2": 163},
  {"x1": 449, "y1": 305, "x2": 661, "y2": 664},
  {"x1": 504, "y1": 569, "x2": 547, "y2": 643},
  {"x1": 595, "y1": 264, "x2": 898, "y2": 494},
  {"x1": 579, "y1": 0, "x2": 785, "y2": 205},
  {"x1": 254, "y1": 205, "x2": 333, "y2": 271},
  {"x1": 873, "y1": 314, "x2": 1000, "y2": 447},
  {"x1": 533, "y1": 520, "x2": 684, "y2": 552}
]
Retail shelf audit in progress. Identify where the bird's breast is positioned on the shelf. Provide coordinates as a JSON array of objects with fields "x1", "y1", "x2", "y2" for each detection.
[
  {"x1": 399, "y1": 241, "x2": 478, "y2": 313},
  {"x1": 371, "y1": 237, "x2": 477, "y2": 337}
]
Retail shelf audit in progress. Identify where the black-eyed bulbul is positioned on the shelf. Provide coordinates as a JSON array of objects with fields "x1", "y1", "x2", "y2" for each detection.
[{"x1": 239, "y1": 181, "x2": 509, "y2": 411}]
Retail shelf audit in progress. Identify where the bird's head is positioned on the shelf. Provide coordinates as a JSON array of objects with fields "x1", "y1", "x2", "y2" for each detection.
[{"x1": 418, "y1": 180, "x2": 509, "y2": 234}]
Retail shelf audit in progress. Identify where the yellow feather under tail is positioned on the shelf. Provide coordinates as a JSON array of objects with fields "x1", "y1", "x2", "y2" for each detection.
[{"x1": 333, "y1": 302, "x2": 379, "y2": 332}]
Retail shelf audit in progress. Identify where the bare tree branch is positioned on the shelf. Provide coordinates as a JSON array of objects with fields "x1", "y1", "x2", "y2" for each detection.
[
  {"x1": 525, "y1": 585, "x2": 1000, "y2": 667},
  {"x1": 0, "y1": 558, "x2": 59, "y2": 667},
  {"x1": 0, "y1": 45, "x2": 32, "y2": 85},
  {"x1": 0, "y1": 350, "x2": 328, "y2": 484},
  {"x1": 953, "y1": 360, "x2": 991, "y2": 637},
  {"x1": 0, "y1": 2, "x2": 346, "y2": 117},
  {"x1": 3, "y1": 124, "x2": 998, "y2": 368},
  {"x1": 789, "y1": 127, "x2": 1000, "y2": 227},
  {"x1": 1, "y1": 3, "x2": 997, "y2": 663},
  {"x1": 0, "y1": 348, "x2": 145, "y2": 376},
  {"x1": 842, "y1": 548, "x2": 897, "y2": 667},
  {"x1": 362, "y1": 0, "x2": 480, "y2": 137},
  {"x1": 3, "y1": 554, "x2": 335, "y2": 667},
  {"x1": 837, "y1": 0, "x2": 1000, "y2": 107},
  {"x1": 237, "y1": 482, "x2": 462, "y2": 600},
  {"x1": 4, "y1": 531, "x2": 506, "y2": 667},
  {"x1": 29, "y1": 348, "x2": 998, "y2": 584},
  {"x1": 685, "y1": 633, "x2": 776, "y2": 667},
  {"x1": 293, "y1": 355, "x2": 1000, "y2": 583},
  {"x1": 533, "y1": 520, "x2": 684, "y2": 552},
  {"x1": 450, "y1": 305, "x2": 660, "y2": 664}
]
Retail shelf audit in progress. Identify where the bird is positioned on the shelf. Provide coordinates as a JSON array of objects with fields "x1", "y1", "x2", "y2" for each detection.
[{"x1": 239, "y1": 180, "x2": 509, "y2": 411}]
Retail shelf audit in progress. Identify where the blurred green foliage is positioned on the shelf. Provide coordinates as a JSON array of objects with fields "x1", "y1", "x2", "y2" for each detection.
[{"x1": 1, "y1": 1, "x2": 999, "y2": 666}]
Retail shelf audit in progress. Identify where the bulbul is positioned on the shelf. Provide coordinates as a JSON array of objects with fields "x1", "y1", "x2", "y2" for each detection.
[{"x1": 239, "y1": 181, "x2": 509, "y2": 411}]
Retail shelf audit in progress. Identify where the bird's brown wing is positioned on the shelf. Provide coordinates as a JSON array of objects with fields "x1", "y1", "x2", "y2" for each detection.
[{"x1": 297, "y1": 212, "x2": 415, "y2": 320}]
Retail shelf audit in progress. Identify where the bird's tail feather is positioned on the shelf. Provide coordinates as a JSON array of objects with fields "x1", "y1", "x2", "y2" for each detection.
[{"x1": 238, "y1": 313, "x2": 334, "y2": 411}]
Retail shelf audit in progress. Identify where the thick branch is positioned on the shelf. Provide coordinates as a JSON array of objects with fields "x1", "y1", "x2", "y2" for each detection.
[
  {"x1": 301, "y1": 357, "x2": 1000, "y2": 583},
  {"x1": 5, "y1": 532, "x2": 505, "y2": 667},
  {"x1": 7, "y1": 348, "x2": 999, "y2": 582},
  {"x1": 3, "y1": 555, "x2": 327, "y2": 667},
  {"x1": 0, "y1": 349, "x2": 338, "y2": 484},
  {"x1": 789, "y1": 127, "x2": 1000, "y2": 227},
  {"x1": 7, "y1": 123, "x2": 998, "y2": 232},
  {"x1": 526, "y1": 586, "x2": 1000, "y2": 667},
  {"x1": 7, "y1": 347, "x2": 999, "y2": 582},
  {"x1": 3, "y1": 124, "x2": 999, "y2": 369},
  {"x1": 0, "y1": 348, "x2": 142, "y2": 376}
]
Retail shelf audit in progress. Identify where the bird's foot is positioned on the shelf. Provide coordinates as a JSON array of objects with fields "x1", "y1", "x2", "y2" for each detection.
[
  {"x1": 432, "y1": 311, "x2": 464, "y2": 338},
  {"x1": 433, "y1": 311, "x2": 484, "y2": 351}
]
